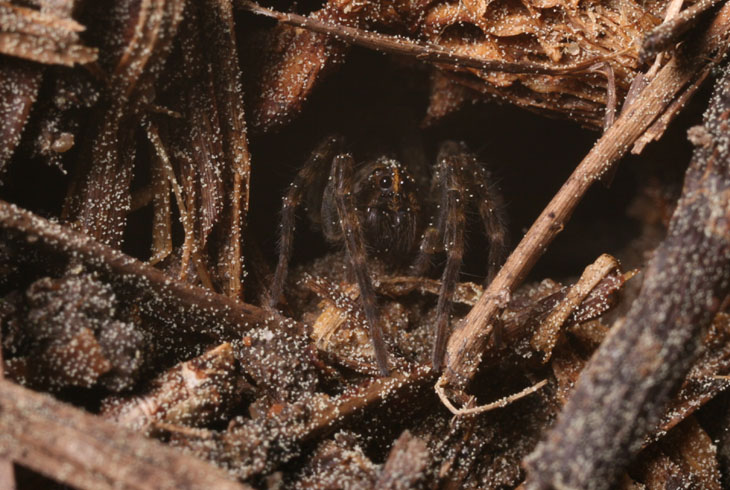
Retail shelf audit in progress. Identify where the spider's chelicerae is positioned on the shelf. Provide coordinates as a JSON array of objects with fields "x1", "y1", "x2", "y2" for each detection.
[{"x1": 269, "y1": 136, "x2": 507, "y2": 375}]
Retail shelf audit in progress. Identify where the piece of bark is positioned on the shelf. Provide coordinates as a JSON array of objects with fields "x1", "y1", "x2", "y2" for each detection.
[
  {"x1": 6, "y1": 273, "x2": 148, "y2": 392},
  {"x1": 240, "y1": 1, "x2": 359, "y2": 132},
  {"x1": 102, "y1": 343, "x2": 242, "y2": 431},
  {"x1": 530, "y1": 254, "x2": 619, "y2": 362},
  {"x1": 0, "y1": 378, "x2": 249, "y2": 490},
  {"x1": 296, "y1": 431, "x2": 378, "y2": 488},
  {"x1": 523, "y1": 60, "x2": 730, "y2": 490},
  {"x1": 376, "y1": 430, "x2": 429, "y2": 490}
]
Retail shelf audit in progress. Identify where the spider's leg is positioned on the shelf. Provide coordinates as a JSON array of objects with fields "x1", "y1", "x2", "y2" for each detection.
[
  {"x1": 432, "y1": 143, "x2": 467, "y2": 372},
  {"x1": 411, "y1": 166, "x2": 447, "y2": 276},
  {"x1": 333, "y1": 154, "x2": 391, "y2": 376},
  {"x1": 269, "y1": 136, "x2": 341, "y2": 307},
  {"x1": 472, "y1": 161, "x2": 508, "y2": 285}
]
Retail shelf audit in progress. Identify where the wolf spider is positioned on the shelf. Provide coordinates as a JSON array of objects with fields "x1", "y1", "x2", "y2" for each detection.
[{"x1": 269, "y1": 136, "x2": 507, "y2": 375}]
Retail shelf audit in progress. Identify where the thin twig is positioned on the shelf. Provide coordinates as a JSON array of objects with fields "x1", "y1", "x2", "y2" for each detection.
[
  {"x1": 0, "y1": 379, "x2": 249, "y2": 490},
  {"x1": 440, "y1": 2, "x2": 730, "y2": 394},
  {"x1": 435, "y1": 378, "x2": 548, "y2": 416},
  {"x1": 237, "y1": 0, "x2": 615, "y2": 76},
  {"x1": 524, "y1": 58, "x2": 730, "y2": 490},
  {"x1": 304, "y1": 365, "x2": 435, "y2": 441},
  {"x1": 640, "y1": 0, "x2": 725, "y2": 63}
]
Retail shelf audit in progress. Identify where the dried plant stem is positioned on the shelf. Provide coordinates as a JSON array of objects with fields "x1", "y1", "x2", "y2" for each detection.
[
  {"x1": 440, "y1": 3, "x2": 730, "y2": 394},
  {"x1": 0, "y1": 200, "x2": 271, "y2": 339},
  {"x1": 435, "y1": 378, "x2": 548, "y2": 416},
  {"x1": 531, "y1": 254, "x2": 619, "y2": 360},
  {"x1": 69, "y1": 0, "x2": 186, "y2": 247},
  {"x1": 524, "y1": 59, "x2": 730, "y2": 490},
  {"x1": 0, "y1": 379, "x2": 249, "y2": 490},
  {"x1": 201, "y1": 0, "x2": 252, "y2": 299},
  {"x1": 640, "y1": 0, "x2": 725, "y2": 63},
  {"x1": 237, "y1": 0, "x2": 612, "y2": 76},
  {"x1": 304, "y1": 365, "x2": 435, "y2": 442},
  {"x1": 145, "y1": 121, "x2": 193, "y2": 268}
]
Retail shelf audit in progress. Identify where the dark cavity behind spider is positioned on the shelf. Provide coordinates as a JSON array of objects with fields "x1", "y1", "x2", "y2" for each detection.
[{"x1": 269, "y1": 135, "x2": 508, "y2": 375}]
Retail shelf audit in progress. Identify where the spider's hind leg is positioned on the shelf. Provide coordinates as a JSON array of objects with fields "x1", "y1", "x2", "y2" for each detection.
[
  {"x1": 332, "y1": 154, "x2": 391, "y2": 376},
  {"x1": 269, "y1": 135, "x2": 343, "y2": 308}
]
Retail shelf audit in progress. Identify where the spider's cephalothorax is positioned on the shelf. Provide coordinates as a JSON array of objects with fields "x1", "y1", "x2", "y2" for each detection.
[
  {"x1": 320, "y1": 157, "x2": 421, "y2": 263},
  {"x1": 269, "y1": 136, "x2": 507, "y2": 376}
]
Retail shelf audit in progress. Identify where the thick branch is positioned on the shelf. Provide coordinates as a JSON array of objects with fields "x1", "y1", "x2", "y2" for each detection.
[
  {"x1": 440, "y1": 2, "x2": 730, "y2": 391},
  {"x1": 0, "y1": 379, "x2": 249, "y2": 490},
  {"x1": 523, "y1": 61, "x2": 730, "y2": 490}
]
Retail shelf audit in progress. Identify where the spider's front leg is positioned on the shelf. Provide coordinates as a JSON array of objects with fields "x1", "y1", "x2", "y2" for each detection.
[
  {"x1": 431, "y1": 143, "x2": 467, "y2": 372},
  {"x1": 332, "y1": 154, "x2": 391, "y2": 376},
  {"x1": 269, "y1": 136, "x2": 342, "y2": 308}
]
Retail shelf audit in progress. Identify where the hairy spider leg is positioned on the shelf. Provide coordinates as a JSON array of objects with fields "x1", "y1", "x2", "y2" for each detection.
[
  {"x1": 269, "y1": 136, "x2": 342, "y2": 308},
  {"x1": 411, "y1": 165, "x2": 448, "y2": 277},
  {"x1": 431, "y1": 143, "x2": 468, "y2": 372},
  {"x1": 470, "y1": 157, "x2": 508, "y2": 284},
  {"x1": 444, "y1": 141, "x2": 509, "y2": 349},
  {"x1": 333, "y1": 154, "x2": 391, "y2": 376}
]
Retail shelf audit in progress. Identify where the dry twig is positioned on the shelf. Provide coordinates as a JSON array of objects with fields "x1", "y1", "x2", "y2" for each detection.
[
  {"x1": 0, "y1": 378, "x2": 249, "y2": 490},
  {"x1": 640, "y1": 0, "x2": 726, "y2": 63},
  {"x1": 523, "y1": 59, "x2": 730, "y2": 490},
  {"x1": 238, "y1": 0, "x2": 615, "y2": 77},
  {"x1": 440, "y1": 2, "x2": 730, "y2": 394}
]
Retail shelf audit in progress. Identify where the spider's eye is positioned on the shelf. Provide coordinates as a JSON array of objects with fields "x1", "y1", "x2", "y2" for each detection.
[{"x1": 379, "y1": 175, "x2": 392, "y2": 189}]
